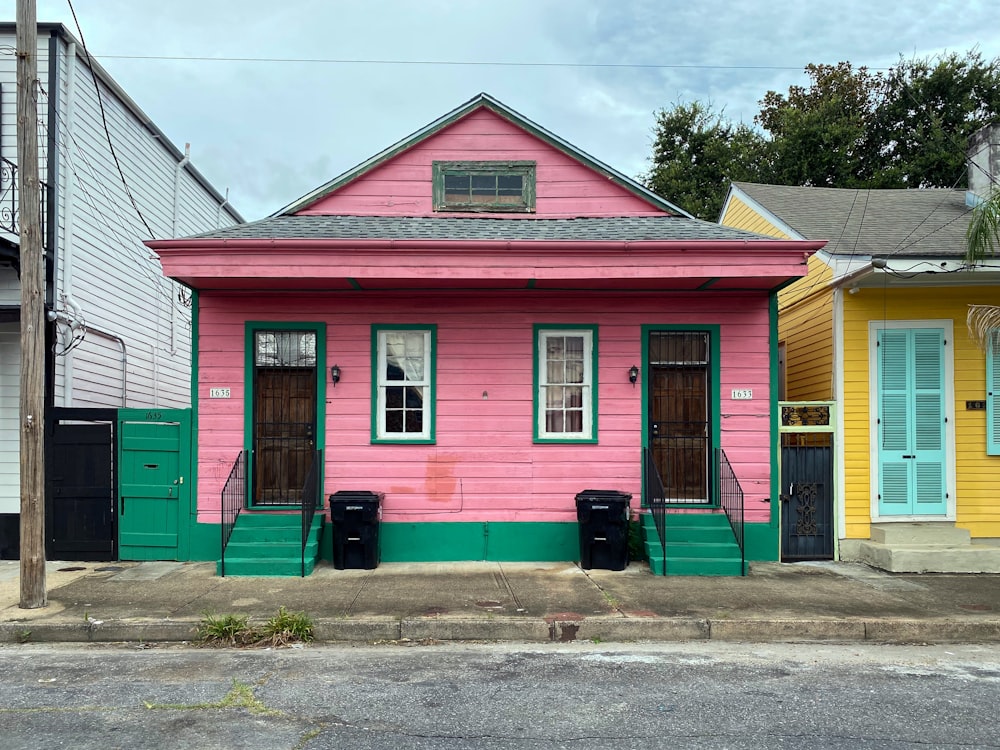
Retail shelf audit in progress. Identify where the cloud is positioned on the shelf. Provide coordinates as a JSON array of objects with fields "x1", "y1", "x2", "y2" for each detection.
[{"x1": 34, "y1": 0, "x2": 1000, "y2": 221}]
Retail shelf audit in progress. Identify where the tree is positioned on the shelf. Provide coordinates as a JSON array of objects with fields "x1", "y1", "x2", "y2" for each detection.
[
  {"x1": 757, "y1": 62, "x2": 884, "y2": 188},
  {"x1": 965, "y1": 190, "x2": 1000, "y2": 349},
  {"x1": 643, "y1": 51, "x2": 1000, "y2": 218},
  {"x1": 644, "y1": 101, "x2": 769, "y2": 220}
]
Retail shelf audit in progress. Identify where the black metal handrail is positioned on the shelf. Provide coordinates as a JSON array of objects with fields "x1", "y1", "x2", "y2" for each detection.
[
  {"x1": 717, "y1": 448, "x2": 746, "y2": 576},
  {"x1": 300, "y1": 449, "x2": 322, "y2": 577},
  {"x1": 643, "y1": 447, "x2": 668, "y2": 573},
  {"x1": 220, "y1": 450, "x2": 247, "y2": 578}
]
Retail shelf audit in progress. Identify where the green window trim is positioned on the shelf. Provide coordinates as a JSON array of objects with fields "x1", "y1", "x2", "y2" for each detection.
[
  {"x1": 371, "y1": 324, "x2": 437, "y2": 444},
  {"x1": 433, "y1": 160, "x2": 536, "y2": 213},
  {"x1": 533, "y1": 324, "x2": 598, "y2": 443},
  {"x1": 988, "y1": 330, "x2": 1000, "y2": 456}
]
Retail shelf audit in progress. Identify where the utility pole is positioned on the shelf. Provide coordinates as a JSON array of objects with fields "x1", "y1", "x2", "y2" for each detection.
[{"x1": 17, "y1": 0, "x2": 46, "y2": 609}]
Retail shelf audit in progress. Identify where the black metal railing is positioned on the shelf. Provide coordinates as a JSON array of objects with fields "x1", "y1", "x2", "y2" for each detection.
[
  {"x1": 717, "y1": 448, "x2": 746, "y2": 576},
  {"x1": 300, "y1": 449, "x2": 322, "y2": 577},
  {"x1": 1, "y1": 156, "x2": 48, "y2": 249},
  {"x1": 220, "y1": 450, "x2": 247, "y2": 578},
  {"x1": 643, "y1": 447, "x2": 668, "y2": 572}
]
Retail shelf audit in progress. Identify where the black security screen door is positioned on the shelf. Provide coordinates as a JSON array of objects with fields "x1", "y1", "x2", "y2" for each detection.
[
  {"x1": 252, "y1": 330, "x2": 317, "y2": 506},
  {"x1": 648, "y1": 331, "x2": 711, "y2": 503}
]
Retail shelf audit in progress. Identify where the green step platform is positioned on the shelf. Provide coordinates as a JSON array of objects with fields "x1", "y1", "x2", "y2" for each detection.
[
  {"x1": 641, "y1": 512, "x2": 745, "y2": 576},
  {"x1": 217, "y1": 513, "x2": 323, "y2": 577}
]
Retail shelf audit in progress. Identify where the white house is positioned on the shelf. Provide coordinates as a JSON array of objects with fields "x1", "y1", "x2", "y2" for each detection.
[{"x1": 0, "y1": 22, "x2": 243, "y2": 558}]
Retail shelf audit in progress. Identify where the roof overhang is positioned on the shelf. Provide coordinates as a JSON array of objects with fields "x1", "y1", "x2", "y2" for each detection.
[
  {"x1": 829, "y1": 255, "x2": 1000, "y2": 290},
  {"x1": 147, "y1": 237, "x2": 825, "y2": 293}
]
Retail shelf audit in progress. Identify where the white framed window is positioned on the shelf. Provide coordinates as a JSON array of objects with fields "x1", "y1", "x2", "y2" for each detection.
[
  {"x1": 373, "y1": 326, "x2": 435, "y2": 443},
  {"x1": 535, "y1": 326, "x2": 597, "y2": 442}
]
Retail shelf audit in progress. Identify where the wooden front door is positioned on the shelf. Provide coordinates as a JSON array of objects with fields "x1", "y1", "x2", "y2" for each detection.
[
  {"x1": 252, "y1": 330, "x2": 318, "y2": 506},
  {"x1": 648, "y1": 331, "x2": 711, "y2": 504}
]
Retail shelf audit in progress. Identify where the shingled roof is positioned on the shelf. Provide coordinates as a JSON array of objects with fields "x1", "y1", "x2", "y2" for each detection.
[
  {"x1": 189, "y1": 214, "x2": 774, "y2": 243},
  {"x1": 731, "y1": 183, "x2": 975, "y2": 258}
]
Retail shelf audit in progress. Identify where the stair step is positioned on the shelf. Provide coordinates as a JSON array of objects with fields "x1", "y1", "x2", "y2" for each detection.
[
  {"x1": 664, "y1": 557, "x2": 745, "y2": 576},
  {"x1": 638, "y1": 512, "x2": 743, "y2": 577},
  {"x1": 217, "y1": 556, "x2": 317, "y2": 577}
]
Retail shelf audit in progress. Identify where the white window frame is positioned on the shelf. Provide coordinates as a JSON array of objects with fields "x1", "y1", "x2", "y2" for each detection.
[
  {"x1": 374, "y1": 327, "x2": 435, "y2": 443},
  {"x1": 535, "y1": 326, "x2": 597, "y2": 442}
]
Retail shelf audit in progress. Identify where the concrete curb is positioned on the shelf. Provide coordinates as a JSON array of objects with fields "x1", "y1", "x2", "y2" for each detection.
[{"x1": 5, "y1": 616, "x2": 1000, "y2": 645}]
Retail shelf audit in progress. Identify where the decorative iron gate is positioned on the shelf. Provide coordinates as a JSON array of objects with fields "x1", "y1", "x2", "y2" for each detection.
[{"x1": 779, "y1": 402, "x2": 835, "y2": 561}]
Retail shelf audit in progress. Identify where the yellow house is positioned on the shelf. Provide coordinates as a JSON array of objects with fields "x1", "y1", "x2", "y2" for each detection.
[{"x1": 721, "y1": 172, "x2": 1000, "y2": 572}]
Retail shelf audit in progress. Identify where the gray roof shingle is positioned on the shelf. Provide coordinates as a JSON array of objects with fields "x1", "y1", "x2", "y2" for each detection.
[
  {"x1": 188, "y1": 214, "x2": 775, "y2": 243},
  {"x1": 732, "y1": 183, "x2": 975, "y2": 257}
]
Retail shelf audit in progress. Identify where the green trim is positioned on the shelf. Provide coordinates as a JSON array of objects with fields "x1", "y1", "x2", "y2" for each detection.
[
  {"x1": 243, "y1": 322, "x2": 327, "y2": 508},
  {"x1": 743, "y1": 521, "x2": 779, "y2": 561},
  {"x1": 697, "y1": 278, "x2": 719, "y2": 290},
  {"x1": 117, "y1": 408, "x2": 193, "y2": 560},
  {"x1": 769, "y1": 291, "x2": 780, "y2": 527},
  {"x1": 370, "y1": 324, "x2": 438, "y2": 444},
  {"x1": 379, "y1": 521, "x2": 579, "y2": 562},
  {"x1": 640, "y1": 324, "x2": 722, "y2": 507},
  {"x1": 526, "y1": 279, "x2": 537, "y2": 289},
  {"x1": 432, "y1": 160, "x2": 536, "y2": 213},
  {"x1": 190, "y1": 291, "x2": 199, "y2": 525},
  {"x1": 532, "y1": 324, "x2": 599, "y2": 443},
  {"x1": 276, "y1": 94, "x2": 689, "y2": 217},
  {"x1": 347, "y1": 278, "x2": 362, "y2": 291}
]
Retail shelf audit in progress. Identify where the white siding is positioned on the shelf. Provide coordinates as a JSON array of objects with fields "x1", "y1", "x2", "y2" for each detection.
[
  {"x1": 0, "y1": 323, "x2": 19, "y2": 514},
  {"x1": 0, "y1": 268, "x2": 18, "y2": 306},
  {"x1": 0, "y1": 25, "x2": 242, "y2": 516}
]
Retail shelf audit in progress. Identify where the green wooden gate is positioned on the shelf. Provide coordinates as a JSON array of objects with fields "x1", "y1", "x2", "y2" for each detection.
[{"x1": 117, "y1": 409, "x2": 192, "y2": 561}]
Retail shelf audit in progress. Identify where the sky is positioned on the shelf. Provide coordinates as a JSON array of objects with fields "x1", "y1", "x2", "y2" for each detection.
[{"x1": 25, "y1": 0, "x2": 1000, "y2": 222}]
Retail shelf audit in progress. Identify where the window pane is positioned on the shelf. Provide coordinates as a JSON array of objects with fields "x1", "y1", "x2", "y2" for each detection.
[
  {"x1": 405, "y1": 406, "x2": 424, "y2": 433},
  {"x1": 385, "y1": 409, "x2": 403, "y2": 433},
  {"x1": 547, "y1": 336, "x2": 565, "y2": 358},
  {"x1": 385, "y1": 386, "x2": 404, "y2": 409},
  {"x1": 565, "y1": 361, "x2": 584, "y2": 384},
  {"x1": 565, "y1": 336, "x2": 584, "y2": 358},
  {"x1": 565, "y1": 386, "x2": 583, "y2": 408},
  {"x1": 497, "y1": 175, "x2": 522, "y2": 194},
  {"x1": 255, "y1": 330, "x2": 316, "y2": 367},
  {"x1": 444, "y1": 174, "x2": 470, "y2": 202},
  {"x1": 546, "y1": 411, "x2": 564, "y2": 432},
  {"x1": 546, "y1": 386, "x2": 564, "y2": 408},
  {"x1": 546, "y1": 360, "x2": 565, "y2": 384},
  {"x1": 565, "y1": 410, "x2": 583, "y2": 432}
]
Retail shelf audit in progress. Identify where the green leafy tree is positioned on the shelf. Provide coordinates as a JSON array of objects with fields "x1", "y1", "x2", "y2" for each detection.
[
  {"x1": 644, "y1": 52, "x2": 1000, "y2": 217},
  {"x1": 757, "y1": 62, "x2": 884, "y2": 188},
  {"x1": 965, "y1": 191, "x2": 1000, "y2": 349},
  {"x1": 644, "y1": 101, "x2": 769, "y2": 220}
]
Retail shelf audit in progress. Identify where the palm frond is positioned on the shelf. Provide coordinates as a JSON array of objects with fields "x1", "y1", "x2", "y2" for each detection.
[
  {"x1": 966, "y1": 189, "x2": 1000, "y2": 265},
  {"x1": 967, "y1": 304, "x2": 1000, "y2": 351}
]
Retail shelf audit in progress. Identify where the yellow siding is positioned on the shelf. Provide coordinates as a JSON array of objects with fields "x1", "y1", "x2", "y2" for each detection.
[
  {"x1": 842, "y1": 286, "x2": 1000, "y2": 540},
  {"x1": 721, "y1": 194, "x2": 834, "y2": 401},
  {"x1": 720, "y1": 195, "x2": 792, "y2": 239}
]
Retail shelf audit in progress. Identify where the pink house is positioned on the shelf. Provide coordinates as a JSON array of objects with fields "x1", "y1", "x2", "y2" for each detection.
[{"x1": 148, "y1": 94, "x2": 822, "y2": 576}]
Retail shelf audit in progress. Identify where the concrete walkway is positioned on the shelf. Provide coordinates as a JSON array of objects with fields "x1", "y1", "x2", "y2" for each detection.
[{"x1": 2, "y1": 559, "x2": 1000, "y2": 645}]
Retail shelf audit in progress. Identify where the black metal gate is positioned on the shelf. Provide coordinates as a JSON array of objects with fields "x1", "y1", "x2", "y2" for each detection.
[
  {"x1": 45, "y1": 407, "x2": 118, "y2": 561},
  {"x1": 779, "y1": 403, "x2": 835, "y2": 561}
]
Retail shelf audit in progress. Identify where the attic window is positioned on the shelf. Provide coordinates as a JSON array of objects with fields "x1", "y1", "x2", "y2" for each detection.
[{"x1": 433, "y1": 161, "x2": 536, "y2": 212}]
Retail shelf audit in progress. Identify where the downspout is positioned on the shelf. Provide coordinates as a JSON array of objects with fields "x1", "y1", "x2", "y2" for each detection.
[
  {"x1": 83, "y1": 325, "x2": 128, "y2": 407},
  {"x1": 61, "y1": 42, "x2": 78, "y2": 404},
  {"x1": 169, "y1": 145, "x2": 190, "y2": 361},
  {"x1": 216, "y1": 187, "x2": 229, "y2": 229}
]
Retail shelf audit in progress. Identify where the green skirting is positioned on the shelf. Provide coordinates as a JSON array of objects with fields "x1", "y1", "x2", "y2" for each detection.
[{"x1": 375, "y1": 521, "x2": 579, "y2": 562}]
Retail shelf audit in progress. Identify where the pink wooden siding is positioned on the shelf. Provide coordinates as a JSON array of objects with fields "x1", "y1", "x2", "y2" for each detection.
[
  {"x1": 195, "y1": 292, "x2": 773, "y2": 525},
  {"x1": 300, "y1": 109, "x2": 664, "y2": 217}
]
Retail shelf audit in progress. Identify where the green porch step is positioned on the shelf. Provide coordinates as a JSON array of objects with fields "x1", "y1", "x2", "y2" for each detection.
[
  {"x1": 641, "y1": 512, "x2": 745, "y2": 577},
  {"x1": 217, "y1": 513, "x2": 322, "y2": 577}
]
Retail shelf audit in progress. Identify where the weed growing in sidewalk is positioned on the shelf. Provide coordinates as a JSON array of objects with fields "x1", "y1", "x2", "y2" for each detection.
[{"x1": 197, "y1": 607, "x2": 314, "y2": 648}]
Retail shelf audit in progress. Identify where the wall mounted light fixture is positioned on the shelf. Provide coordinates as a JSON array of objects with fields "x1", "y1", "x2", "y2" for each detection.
[
  {"x1": 629, "y1": 365, "x2": 639, "y2": 387},
  {"x1": 330, "y1": 364, "x2": 342, "y2": 386}
]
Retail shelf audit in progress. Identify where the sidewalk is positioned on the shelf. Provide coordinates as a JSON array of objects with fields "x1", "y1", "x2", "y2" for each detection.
[{"x1": 2, "y1": 559, "x2": 1000, "y2": 645}]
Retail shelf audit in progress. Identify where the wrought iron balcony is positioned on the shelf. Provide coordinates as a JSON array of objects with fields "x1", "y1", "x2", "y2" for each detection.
[{"x1": 1, "y1": 156, "x2": 48, "y2": 250}]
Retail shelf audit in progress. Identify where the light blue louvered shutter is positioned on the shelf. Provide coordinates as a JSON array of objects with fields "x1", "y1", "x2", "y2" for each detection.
[
  {"x1": 911, "y1": 329, "x2": 946, "y2": 514},
  {"x1": 988, "y1": 331, "x2": 1000, "y2": 456},
  {"x1": 877, "y1": 329, "x2": 912, "y2": 512}
]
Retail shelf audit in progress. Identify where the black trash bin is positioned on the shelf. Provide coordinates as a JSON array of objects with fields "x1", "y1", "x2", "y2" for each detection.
[
  {"x1": 575, "y1": 489, "x2": 631, "y2": 570},
  {"x1": 329, "y1": 490, "x2": 383, "y2": 569}
]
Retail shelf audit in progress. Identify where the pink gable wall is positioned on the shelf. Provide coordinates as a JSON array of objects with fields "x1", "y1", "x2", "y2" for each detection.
[
  {"x1": 299, "y1": 108, "x2": 664, "y2": 218},
  {"x1": 194, "y1": 291, "x2": 773, "y2": 526}
]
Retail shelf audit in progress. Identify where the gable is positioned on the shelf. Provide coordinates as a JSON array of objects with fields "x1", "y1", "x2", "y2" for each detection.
[
  {"x1": 297, "y1": 107, "x2": 667, "y2": 219},
  {"x1": 720, "y1": 193, "x2": 794, "y2": 239}
]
